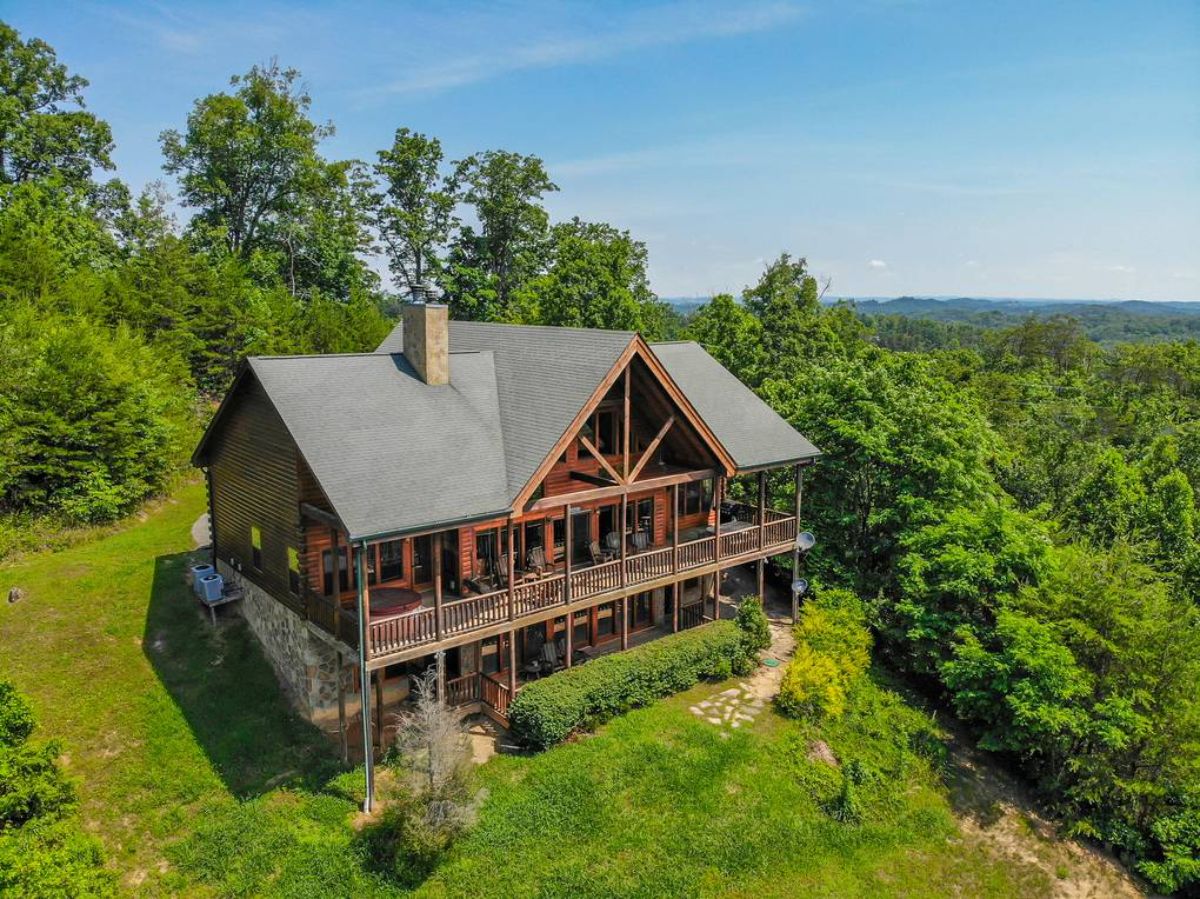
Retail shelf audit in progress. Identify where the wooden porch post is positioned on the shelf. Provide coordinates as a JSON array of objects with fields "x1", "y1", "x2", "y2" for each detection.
[
  {"x1": 507, "y1": 629, "x2": 517, "y2": 694},
  {"x1": 433, "y1": 532, "x2": 444, "y2": 641},
  {"x1": 619, "y1": 493, "x2": 628, "y2": 588},
  {"x1": 354, "y1": 545, "x2": 373, "y2": 813},
  {"x1": 565, "y1": 610, "x2": 574, "y2": 668},
  {"x1": 712, "y1": 476, "x2": 724, "y2": 622},
  {"x1": 330, "y1": 528, "x2": 341, "y2": 633},
  {"x1": 374, "y1": 670, "x2": 385, "y2": 754},
  {"x1": 757, "y1": 468, "x2": 767, "y2": 601},
  {"x1": 506, "y1": 520, "x2": 516, "y2": 620},
  {"x1": 623, "y1": 365, "x2": 631, "y2": 480},
  {"x1": 792, "y1": 464, "x2": 803, "y2": 625},
  {"x1": 758, "y1": 470, "x2": 767, "y2": 550},
  {"x1": 671, "y1": 482, "x2": 680, "y2": 574},
  {"x1": 621, "y1": 597, "x2": 629, "y2": 650},
  {"x1": 713, "y1": 476, "x2": 724, "y2": 563},
  {"x1": 336, "y1": 651, "x2": 348, "y2": 765},
  {"x1": 672, "y1": 581, "x2": 680, "y2": 633},
  {"x1": 564, "y1": 511, "x2": 573, "y2": 604}
]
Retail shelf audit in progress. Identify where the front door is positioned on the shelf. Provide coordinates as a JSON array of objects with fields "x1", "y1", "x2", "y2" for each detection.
[{"x1": 412, "y1": 534, "x2": 432, "y2": 586}]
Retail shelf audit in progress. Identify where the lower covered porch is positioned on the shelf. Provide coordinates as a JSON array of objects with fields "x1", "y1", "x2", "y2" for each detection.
[{"x1": 361, "y1": 572, "x2": 725, "y2": 738}]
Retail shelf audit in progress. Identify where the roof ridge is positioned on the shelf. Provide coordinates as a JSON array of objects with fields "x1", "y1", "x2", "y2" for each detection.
[
  {"x1": 451, "y1": 320, "x2": 638, "y2": 338},
  {"x1": 251, "y1": 350, "x2": 491, "y2": 362}
]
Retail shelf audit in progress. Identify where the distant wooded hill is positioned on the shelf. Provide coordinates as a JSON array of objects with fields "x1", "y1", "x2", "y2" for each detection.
[{"x1": 664, "y1": 296, "x2": 1200, "y2": 344}]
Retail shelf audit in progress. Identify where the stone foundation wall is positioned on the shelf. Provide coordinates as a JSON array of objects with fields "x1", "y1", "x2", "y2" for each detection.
[{"x1": 218, "y1": 562, "x2": 358, "y2": 724}]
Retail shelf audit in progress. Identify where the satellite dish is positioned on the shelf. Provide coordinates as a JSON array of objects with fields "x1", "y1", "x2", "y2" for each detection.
[
  {"x1": 796, "y1": 531, "x2": 816, "y2": 552},
  {"x1": 791, "y1": 578, "x2": 809, "y2": 597}
]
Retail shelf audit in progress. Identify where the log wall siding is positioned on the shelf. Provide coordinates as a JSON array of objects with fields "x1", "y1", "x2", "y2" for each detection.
[{"x1": 207, "y1": 376, "x2": 301, "y2": 600}]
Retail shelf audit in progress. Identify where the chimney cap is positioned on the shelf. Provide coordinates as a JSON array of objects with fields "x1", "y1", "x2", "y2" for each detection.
[{"x1": 410, "y1": 279, "x2": 443, "y2": 305}]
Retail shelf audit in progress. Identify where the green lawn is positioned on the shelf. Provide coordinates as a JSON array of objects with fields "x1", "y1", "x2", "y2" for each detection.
[{"x1": 1, "y1": 486, "x2": 1058, "y2": 897}]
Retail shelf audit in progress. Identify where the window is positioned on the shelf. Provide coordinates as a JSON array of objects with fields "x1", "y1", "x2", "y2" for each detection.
[
  {"x1": 573, "y1": 609, "x2": 591, "y2": 646},
  {"x1": 596, "y1": 602, "x2": 616, "y2": 638},
  {"x1": 322, "y1": 546, "x2": 350, "y2": 596},
  {"x1": 250, "y1": 526, "x2": 263, "y2": 570},
  {"x1": 552, "y1": 517, "x2": 566, "y2": 555},
  {"x1": 633, "y1": 591, "x2": 653, "y2": 628},
  {"x1": 524, "y1": 520, "x2": 544, "y2": 560},
  {"x1": 627, "y1": 497, "x2": 654, "y2": 535},
  {"x1": 475, "y1": 527, "x2": 509, "y2": 578},
  {"x1": 678, "y1": 478, "x2": 714, "y2": 517},
  {"x1": 598, "y1": 505, "x2": 619, "y2": 549},
  {"x1": 596, "y1": 408, "x2": 618, "y2": 454},
  {"x1": 287, "y1": 547, "x2": 300, "y2": 594},
  {"x1": 379, "y1": 540, "x2": 404, "y2": 582},
  {"x1": 481, "y1": 636, "x2": 503, "y2": 675}
]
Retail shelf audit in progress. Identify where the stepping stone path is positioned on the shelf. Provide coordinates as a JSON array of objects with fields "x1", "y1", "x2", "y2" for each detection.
[
  {"x1": 689, "y1": 615, "x2": 795, "y2": 730},
  {"x1": 689, "y1": 683, "x2": 765, "y2": 728}
]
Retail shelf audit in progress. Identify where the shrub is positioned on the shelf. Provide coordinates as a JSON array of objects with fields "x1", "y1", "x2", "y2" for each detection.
[
  {"x1": 0, "y1": 817, "x2": 113, "y2": 897},
  {"x1": 509, "y1": 621, "x2": 750, "y2": 749},
  {"x1": 0, "y1": 681, "x2": 110, "y2": 895},
  {"x1": 0, "y1": 304, "x2": 195, "y2": 522},
  {"x1": 0, "y1": 683, "x2": 34, "y2": 747},
  {"x1": 777, "y1": 646, "x2": 846, "y2": 720},
  {"x1": 795, "y1": 589, "x2": 871, "y2": 682},
  {"x1": 777, "y1": 591, "x2": 872, "y2": 722},
  {"x1": 735, "y1": 595, "x2": 772, "y2": 653}
]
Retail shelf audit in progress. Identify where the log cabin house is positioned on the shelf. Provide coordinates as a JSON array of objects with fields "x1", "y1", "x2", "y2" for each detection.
[{"x1": 193, "y1": 303, "x2": 818, "y2": 804}]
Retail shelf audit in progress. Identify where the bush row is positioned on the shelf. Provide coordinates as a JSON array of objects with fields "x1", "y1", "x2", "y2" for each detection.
[{"x1": 508, "y1": 620, "x2": 754, "y2": 749}]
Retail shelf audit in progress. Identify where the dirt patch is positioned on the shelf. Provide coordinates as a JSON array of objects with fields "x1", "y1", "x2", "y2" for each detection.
[
  {"x1": 807, "y1": 740, "x2": 839, "y2": 767},
  {"x1": 946, "y1": 732, "x2": 1144, "y2": 898}
]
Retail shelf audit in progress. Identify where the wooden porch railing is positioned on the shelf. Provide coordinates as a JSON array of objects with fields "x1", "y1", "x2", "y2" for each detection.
[
  {"x1": 299, "y1": 514, "x2": 797, "y2": 660},
  {"x1": 514, "y1": 573, "x2": 567, "y2": 615},
  {"x1": 763, "y1": 510, "x2": 796, "y2": 548},
  {"x1": 480, "y1": 672, "x2": 512, "y2": 717},
  {"x1": 679, "y1": 602, "x2": 704, "y2": 630},
  {"x1": 719, "y1": 527, "x2": 759, "y2": 558},
  {"x1": 304, "y1": 589, "x2": 360, "y2": 649},
  {"x1": 571, "y1": 558, "x2": 622, "y2": 599},
  {"x1": 626, "y1": 544, "x2": 674, "y2": 585},
  {"x1": 445, "y1": 672, "x2": 481, "y2": 706},
  {"x1": 369, "y1": 607, "x2": 437, "y2": 655},
  {"x1": 677, "y1": 535, "x2": 716, "y2": 571},
  {"x1": 443, "y1": 588, "x2": 508, "y2": 635}
]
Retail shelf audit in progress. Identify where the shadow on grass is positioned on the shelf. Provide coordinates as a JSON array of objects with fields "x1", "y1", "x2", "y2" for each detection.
[{"x1": 143, "y1": 550, "x2": 343, "y2": 797}]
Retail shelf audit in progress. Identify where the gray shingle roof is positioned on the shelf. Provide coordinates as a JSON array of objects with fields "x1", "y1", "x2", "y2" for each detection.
[
  {"x1": 379, "y1": 321, "x2": 636, "y2": 497},
  {"x1": 199, "y1": 322, "x2": 817, "y2": 540},
  {"x1": 651, "y1": 341, "x2": 821, "y2": 470},
  {"x1": 248, "y1": 352, "x2": 511, "y2": 541}
]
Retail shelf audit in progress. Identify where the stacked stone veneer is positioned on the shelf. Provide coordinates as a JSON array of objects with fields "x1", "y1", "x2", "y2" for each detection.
[{"x1": 218, "y1": 561, "x2": 359, "y2": 724}]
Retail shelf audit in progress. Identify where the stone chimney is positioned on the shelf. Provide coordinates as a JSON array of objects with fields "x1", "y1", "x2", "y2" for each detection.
[{"x1": 403, "y1": 298, "x2": 449, "y2": 386}]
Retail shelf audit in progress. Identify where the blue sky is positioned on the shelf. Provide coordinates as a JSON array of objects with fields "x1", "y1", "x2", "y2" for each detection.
[{"x1": 6, "y1": 1, "x2": 1198, "y2": 300}]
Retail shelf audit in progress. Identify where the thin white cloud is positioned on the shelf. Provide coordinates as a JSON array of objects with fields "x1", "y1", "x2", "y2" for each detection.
[
  {"x1": 868, "y1": 259, "x2": 887, "y2": 270},
  {"x1": 363, "y1": 1, "x2": 806, "y2": 98},
  {"x1": 1107, "y1": 264, "x2": 1136, "y2": 274},
  {"x1": 100, "y1": 2, "x2": 316, "y2": 56}
]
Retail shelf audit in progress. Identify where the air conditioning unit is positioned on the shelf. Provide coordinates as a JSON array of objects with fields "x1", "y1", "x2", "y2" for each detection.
[
  {"x1": 199, "y1": 574, "x2": 225, "y2": 603},
  {"x1": 190, "y1": 564, "x2": 215, "y2": 595}
]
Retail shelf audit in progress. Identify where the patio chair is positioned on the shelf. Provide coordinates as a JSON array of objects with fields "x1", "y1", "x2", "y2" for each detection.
[
  {"x1": 539, "y1": 641, "x2": 561, "y2": 675},
  {"x1": 629, "y1": 531, "x2": 650, "y2": 553},
  {"x1": 589, "y1": 540, "x2": 610, "y2": 565},
  {"x1": 603, "y1": 531, "x2": 622, "y2": 554},
  {"x1": 526, "y1": 545, "x2": 548, "y2": 577}
]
